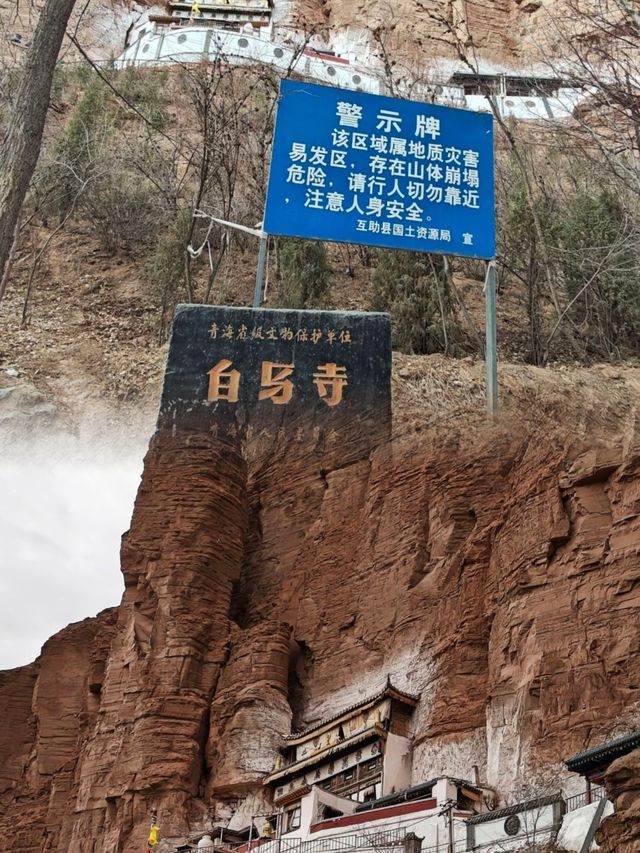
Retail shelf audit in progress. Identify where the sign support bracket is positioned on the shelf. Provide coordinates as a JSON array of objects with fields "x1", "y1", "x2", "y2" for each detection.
[
  {"x1": 484, "y1": 260, "x2": 498, "y2": 415},
  {"x1": 188, "y1": 210, "x2": 268, "y2": 309}
]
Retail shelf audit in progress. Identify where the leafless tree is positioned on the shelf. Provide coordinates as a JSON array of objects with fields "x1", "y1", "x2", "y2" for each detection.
[
  {"x1": 370, "y1": 4, "x2": 450, "y2": 100},
  {"x1": 0, "y1": 0, "x2": 78, "y2": 305},
  {"x1": 539, "y1": 0, "x2": 640, "y2": 197}
]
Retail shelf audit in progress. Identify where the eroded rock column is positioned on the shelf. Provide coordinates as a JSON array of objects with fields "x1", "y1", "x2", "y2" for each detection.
[
  {"x1": 68, "y1": 429, "x2": 248, "y2": 853},
  {"x1": 206, "y1": 620, "x2": 293, "y2": 823}
]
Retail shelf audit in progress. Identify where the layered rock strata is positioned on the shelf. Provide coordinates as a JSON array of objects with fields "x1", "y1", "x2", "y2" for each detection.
[
  {"x1": 66, "y1": 428, "x2": 249, "y2": 851},
  {"x1": 0, "y1": 611, "x2": 118, "y2": 852},
  {"x1": 3, "y1": 416, "x2": 640, "y2": 851},
  {"x1": 276, "y1": 0, "x2": 576, "y2": 70},
  {"x1": 599, "y1": 748, "x2": 640, "y2": 853}
]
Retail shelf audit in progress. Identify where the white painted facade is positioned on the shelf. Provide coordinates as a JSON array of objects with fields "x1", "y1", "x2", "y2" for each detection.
[
  {"x1": 467, "y1": 800, "x2": 562, "y2": 851},
  {"x1": 116, "y1": 24, "x2": 385, "y2": 95},
  {"x1": 557, "y1": 800, "x2": 614, "y2": 852},
  {"x1": 254, "y1": 780, "x2": 472, "y2": 853},
  {"x1": 195, "y1": 791, "x2": 614, "y2": 853},
  {"x1": 115, "y1": 22, "x2": 589, "y2": 121},
  {"x1": 465, "y1": 795, "x2": 613, "y2": 852},
  {"x1": 383, "y1": 732, "x2": 413, "y2": 797},
  {"x1": 465, "y1": 90, "x2": 584, "y2": 120}
]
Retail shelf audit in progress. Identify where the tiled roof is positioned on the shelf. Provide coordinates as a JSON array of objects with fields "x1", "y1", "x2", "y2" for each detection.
[
  {"x1": 465, "y1": 794, "x2": 563, "y2": 825},
  {"x1": 355, "y1": 780, "x2": 437, "y2": 812},
  {"x1": 355, "y1": 777, "x2": 482, "y2": 813},
  {"x1": 274, "y1": 784, "x2": 311, "y2": 807},
  {"x1": 565, "y1": 730, "x2": 640, "y2": 772},
  {"x1": 284, "y1": 680, "x2": 419, "y2": 743}
]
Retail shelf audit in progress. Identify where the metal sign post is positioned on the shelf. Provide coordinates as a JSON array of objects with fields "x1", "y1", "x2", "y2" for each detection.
[
  {"x1": 253, "y1": 233, "x2": 268, "y2": 308},
  {"x1": 485, "y1": 261, "x2": 498, "y2": 415}
]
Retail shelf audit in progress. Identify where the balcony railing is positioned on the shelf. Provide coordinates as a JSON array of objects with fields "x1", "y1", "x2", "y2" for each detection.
[
  {"x1": 564, "y1": 786, "x2": 606, "y2": 813},
  {"x1": 192, "y1": 788, "x2": 610, "y2": 853},
  {"x1": 218, "y1": 826, "x2": 415, "y2": 853}
]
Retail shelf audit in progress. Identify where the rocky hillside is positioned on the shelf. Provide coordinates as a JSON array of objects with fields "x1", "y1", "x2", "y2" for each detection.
[
  {"x1": 0, "y1": 0, "x2": 152, "y2": 62},
  {"x1": 278, "y1": 0, "x2": 554, "y2": 68},
  {"x1": 0, "y1": 0, "x2": 598, "y2": 72},
  {"x1": 2, "y1": 344, "x2": 640, "y2": 851}
]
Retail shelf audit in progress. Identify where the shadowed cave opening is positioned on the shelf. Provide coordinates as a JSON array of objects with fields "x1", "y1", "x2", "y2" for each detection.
[{"x1": 287, "y1": 637, "x2": 313, "y2": 731}]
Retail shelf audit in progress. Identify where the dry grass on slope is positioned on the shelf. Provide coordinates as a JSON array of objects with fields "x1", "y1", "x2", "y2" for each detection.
[{"x1": 392, "y1": 351, "x2": 640, "y2": 444}]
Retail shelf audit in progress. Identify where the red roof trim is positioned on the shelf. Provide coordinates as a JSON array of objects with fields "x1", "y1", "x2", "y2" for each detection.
[
  {"x1": 310, "y1": 798, "x2": 438, "y2": 833},
  {"x1": 302, "y1": 49, "x2": 350, "y2": 65}
]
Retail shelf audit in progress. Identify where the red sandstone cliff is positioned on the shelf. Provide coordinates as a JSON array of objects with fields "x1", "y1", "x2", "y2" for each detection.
[
  {"x1": 598, "y1": 748, "x2": 640, "y2": 852},
  {"x1": 275, "y1": 0, "x2": 585, "y2": 71},
  {"x1": 3, "y1": 360, "x2": 640, "y2": 851},
  {"x1": 0, "y1": 610, "x2": 118, "y2": 851}
]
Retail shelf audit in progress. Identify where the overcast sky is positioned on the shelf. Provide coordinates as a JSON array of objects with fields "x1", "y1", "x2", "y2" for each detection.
[{"x1": 0, "y1": 448, "x2": 143, "y2": 670}]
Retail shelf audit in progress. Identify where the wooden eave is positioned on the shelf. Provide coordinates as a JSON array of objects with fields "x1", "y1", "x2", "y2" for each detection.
[
  {"x1": 265, "y1": 725, "x2": 386, "y2": 786},
  {"x1": 274, "y1": 785, "x2": 312, "y2": 807},
  {"x1": 565, "y1": 730, "x2": 640, "y2": 775},
  {"x1": 284, "y1": 684, "x2": 419, "y2": 746},
  {"x1": 169, "y1": 1, "x2": 270, "y2": 11}
]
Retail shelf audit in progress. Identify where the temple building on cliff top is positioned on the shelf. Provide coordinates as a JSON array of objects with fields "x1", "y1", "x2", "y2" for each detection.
[{"x1": 146, "y1": 0, "x2": 272, "y2": 31}]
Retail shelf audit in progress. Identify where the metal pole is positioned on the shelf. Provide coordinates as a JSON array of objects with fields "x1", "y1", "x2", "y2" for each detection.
[
  {"x1": 485, "y1": 260, "x2": 498, "y2": 415},
  {"x1": 253, "y1": 233, "x2": 268, "y2": 308}
]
